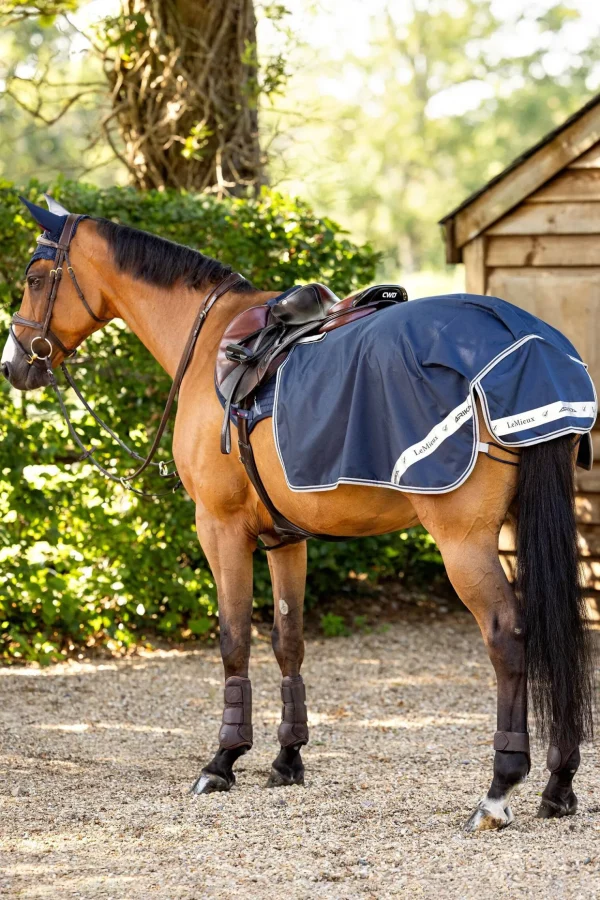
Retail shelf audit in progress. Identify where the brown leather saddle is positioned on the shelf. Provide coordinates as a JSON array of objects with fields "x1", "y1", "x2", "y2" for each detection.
[{"x1": 215, "y1": 282, "x2": 408, "y2": 546}]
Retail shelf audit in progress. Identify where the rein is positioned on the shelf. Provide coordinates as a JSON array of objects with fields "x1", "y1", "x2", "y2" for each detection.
[{"x1": 11, "y1": 214, "x2": 244, "y2": 499}]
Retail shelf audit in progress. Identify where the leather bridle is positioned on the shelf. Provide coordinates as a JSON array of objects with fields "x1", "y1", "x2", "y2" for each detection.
[
  {"x1": 11, "y1": 213, "x2": 244, "y2": 498},
  {"x1": 11, "y1": 214, "x2": 110, "y2": 366}
]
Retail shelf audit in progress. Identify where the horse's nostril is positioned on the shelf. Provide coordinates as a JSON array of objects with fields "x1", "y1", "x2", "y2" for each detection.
[{"x1": 1, "y1": 362, "x2": 10, "y2": 381}]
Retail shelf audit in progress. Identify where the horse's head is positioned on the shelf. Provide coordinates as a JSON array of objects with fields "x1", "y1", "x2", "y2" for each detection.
[{"x1": 1, "y1": 196, "x2": 112, "y2": 391}]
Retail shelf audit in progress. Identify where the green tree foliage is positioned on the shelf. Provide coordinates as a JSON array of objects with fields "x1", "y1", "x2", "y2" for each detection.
[
  {"x1": 1, "y1": 181, "x2": 443, "y2": 664},
  {"x1": 3, "y1": 1, "x2": 600, "y2": 261},
  {"x1": 0, "y1": 13, "x2": 118, "y2": 184},
  {"x1": 274, "y1": 1, "x2": 600, "y2": 276},
  {"x1": 0, "y1": 0, "x2": 78, "y2": 21},
  {"x1": 0, "y1": 0, "x2": 292, "y2": 192}
]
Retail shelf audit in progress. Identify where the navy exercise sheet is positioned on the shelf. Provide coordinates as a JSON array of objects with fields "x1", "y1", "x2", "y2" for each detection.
[{"x1": 267, "y1": 293, "x2": 596, "y2": 494}]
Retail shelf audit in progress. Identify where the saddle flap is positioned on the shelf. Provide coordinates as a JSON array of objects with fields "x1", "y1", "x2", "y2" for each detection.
[
  {"x1": 216, "y1": 305, "x2": 270, "y2": 388},
  {"x1": 270, "y1": 283, "x2": 340, "y2": 326}
]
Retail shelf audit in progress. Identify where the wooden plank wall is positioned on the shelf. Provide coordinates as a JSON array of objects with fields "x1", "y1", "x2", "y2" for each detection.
[
  {"x1": 453, "y1": 104, "x2": 600, "y2": 248},
  {"x1": 465, "y1": 141, "x2": 600, "y2": 614}
]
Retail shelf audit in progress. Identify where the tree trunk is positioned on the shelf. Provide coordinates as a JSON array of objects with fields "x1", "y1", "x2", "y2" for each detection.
[{"x1": 104, "y1": 0, "x2": 263, "y2": 193}]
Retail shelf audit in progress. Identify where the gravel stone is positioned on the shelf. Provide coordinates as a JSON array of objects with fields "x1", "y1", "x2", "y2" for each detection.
[{"x1": 0, "y1": 612, "x2": 599, "y2": 899}]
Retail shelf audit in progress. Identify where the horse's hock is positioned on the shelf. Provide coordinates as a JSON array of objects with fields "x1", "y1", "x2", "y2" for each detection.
[{"x1": 441, "y1": 92, "x2": 600, "y2": 619}]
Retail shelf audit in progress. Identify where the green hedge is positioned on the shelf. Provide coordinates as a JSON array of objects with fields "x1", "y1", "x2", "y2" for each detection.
[{"x1": 0, "y1": 179, "x2": 444, "y2": 663}]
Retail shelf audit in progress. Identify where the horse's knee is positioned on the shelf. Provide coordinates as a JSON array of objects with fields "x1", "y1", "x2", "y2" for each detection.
[{"x1": 271, "y1": 623, "x2": 284, "y2": 668}]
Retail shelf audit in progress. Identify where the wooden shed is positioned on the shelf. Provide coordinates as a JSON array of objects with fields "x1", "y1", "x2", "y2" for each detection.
[{"x1": 440, "y1": 93, "x2": 600, "y2": 606}]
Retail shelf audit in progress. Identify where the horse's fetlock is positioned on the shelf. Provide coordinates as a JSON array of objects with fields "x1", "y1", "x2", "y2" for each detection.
[
  {"x1": 268, "y1": 743, "x2": 305, "y2": 787},
  {"x1": 492, "y1": 749, "x2": 529, "y2": 790}
]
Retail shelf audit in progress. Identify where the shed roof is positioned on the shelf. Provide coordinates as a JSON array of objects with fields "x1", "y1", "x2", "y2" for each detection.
[{"x1": 440, "y1": 92, "x2": 600, "y2": 263}]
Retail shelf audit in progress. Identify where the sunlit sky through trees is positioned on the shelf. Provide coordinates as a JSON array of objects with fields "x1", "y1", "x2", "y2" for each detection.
[
  {"x1": 3, "y1": 0, "x2": 600, "y2": 288},
  {"x1": 261, "y1": 0, "x2": 600, "y2": 287},
  {"x1": 262, "y1": 0, "x2": 600, "y2": 107}
]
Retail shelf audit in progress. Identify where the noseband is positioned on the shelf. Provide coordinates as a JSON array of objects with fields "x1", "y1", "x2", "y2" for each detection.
[
  {"x1": 11, "y1": 214, "x2": 110, "y2": 366},
  {"x1": 11, "y1": 213, "x2": 244, "y2": 498}
]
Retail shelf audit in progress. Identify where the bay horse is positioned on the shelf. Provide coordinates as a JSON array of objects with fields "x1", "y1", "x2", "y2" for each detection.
[{"x1": 2, "y1": 202, "x2": 594, "y2": 832}]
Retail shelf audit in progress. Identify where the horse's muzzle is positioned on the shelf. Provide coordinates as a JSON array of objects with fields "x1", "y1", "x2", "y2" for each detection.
[{"x1": 1, "y1": 333, "x2": 51, "y2": 391}]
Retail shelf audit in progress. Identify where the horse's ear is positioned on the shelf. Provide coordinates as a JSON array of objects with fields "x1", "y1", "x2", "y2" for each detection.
[
  {"x1": 19, "y1": 196, "x2": 66, "y2": 233},
  {"x1": 43, "y1": 193, "x2": 71, "y2": 217}
]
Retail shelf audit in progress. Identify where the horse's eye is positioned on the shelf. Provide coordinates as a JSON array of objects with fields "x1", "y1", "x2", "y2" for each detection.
[{"x1": 28, "y1": 277, "x2": 42, "y2": 291}]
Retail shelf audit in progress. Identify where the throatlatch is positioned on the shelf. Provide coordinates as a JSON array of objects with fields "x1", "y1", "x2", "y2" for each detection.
[
  {"x1": 278, "y1": 675, "x2": 309, "y2": 747},
  {"x1": 219, "y1": 676, "x2": 253, "y2": 750}
]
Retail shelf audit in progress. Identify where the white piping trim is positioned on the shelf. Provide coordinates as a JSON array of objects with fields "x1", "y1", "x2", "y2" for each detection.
[
  {"x1": 391, "y1": 395, "x2": 473, "y2": 483},
  {"x1": 296, "y1": 333, "x2": 327, "y2": 344},
  {"x1": 569, "y1": 354, "x2": 589, "y2": 368},
  {"x1": 491, "y1": 400, "x2": 596, "y2": 436}
]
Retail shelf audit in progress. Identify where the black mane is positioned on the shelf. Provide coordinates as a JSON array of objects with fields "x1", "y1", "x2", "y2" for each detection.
[{"x1": 95, "y1": 218, "x2": 253, "y2": 292}]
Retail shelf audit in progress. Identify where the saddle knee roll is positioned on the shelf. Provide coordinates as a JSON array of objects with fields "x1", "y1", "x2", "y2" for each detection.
[
  {"x1": 219, "y1": 675, "x2": 253, "y2": 750},
  {"x1": 278, "y1": 674, "x2": 309, "y2": 747}
]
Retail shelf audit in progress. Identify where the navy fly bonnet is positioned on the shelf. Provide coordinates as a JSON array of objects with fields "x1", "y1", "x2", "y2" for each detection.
[{"x1": 20, "y1": 196, "x2": 88, "y2": 271}]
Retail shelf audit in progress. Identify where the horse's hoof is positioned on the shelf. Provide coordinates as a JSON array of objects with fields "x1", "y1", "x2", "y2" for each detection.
[
  {"x1": 266, "y1": 765, "x2": 305, "y2": 788},
  {"x1": 536, "y1": 793, "x2": 577, "y2": 819},
  {"x1": 464, "y1": 799, "x2": 514, "y2": 833},
  {"x1": 190, "y1": 770, "x2": 234, "y2": 795}
]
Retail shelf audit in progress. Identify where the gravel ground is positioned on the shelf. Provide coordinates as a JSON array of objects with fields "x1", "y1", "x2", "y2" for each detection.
[{"x1": 1, "y1": 611, "x2": 599, "y2": 900}]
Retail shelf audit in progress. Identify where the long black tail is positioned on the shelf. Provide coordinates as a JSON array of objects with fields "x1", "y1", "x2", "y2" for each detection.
[{"x1": 516, "y1": 435, "x2": 594, "y2": 749}]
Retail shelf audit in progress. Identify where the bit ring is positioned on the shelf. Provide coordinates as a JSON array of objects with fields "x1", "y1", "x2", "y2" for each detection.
[{"x1": 30, "y1": 335, "x2": 53, "y2": 360}]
